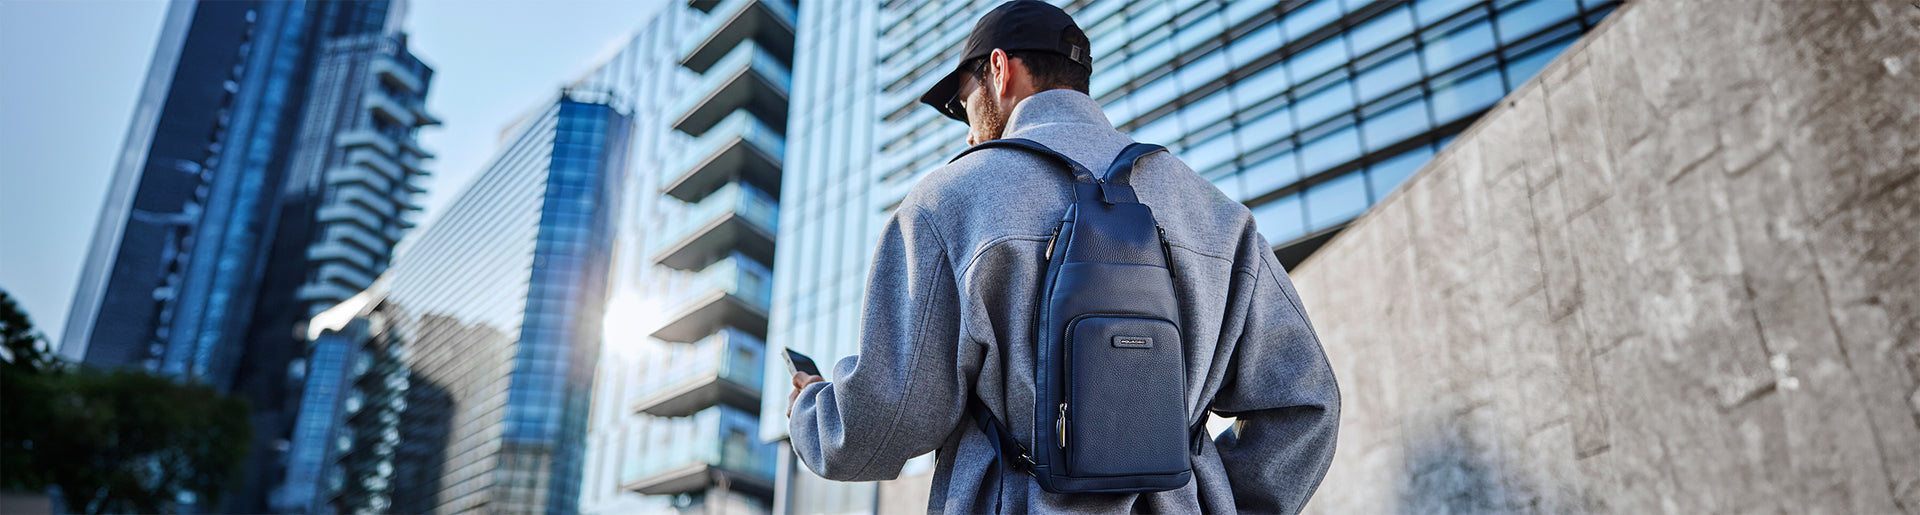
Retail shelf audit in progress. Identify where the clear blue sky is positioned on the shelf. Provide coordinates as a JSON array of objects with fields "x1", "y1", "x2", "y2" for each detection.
[{"x1": 0, "y1": 0, "x2": 668, "y2": 344}]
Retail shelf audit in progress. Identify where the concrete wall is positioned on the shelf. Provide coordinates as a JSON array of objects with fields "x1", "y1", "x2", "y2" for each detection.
[{"x1": 1290, "y1": 0, "x2": 1920, "y2": 512}]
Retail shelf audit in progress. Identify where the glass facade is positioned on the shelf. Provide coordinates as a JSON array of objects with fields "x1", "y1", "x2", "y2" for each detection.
[
  {"x1": 291, "y1": 94, "x2": 629, "y2": 514},
  {"x1": 769, "y1": 0, "x2": 1617, "y2": 512}
]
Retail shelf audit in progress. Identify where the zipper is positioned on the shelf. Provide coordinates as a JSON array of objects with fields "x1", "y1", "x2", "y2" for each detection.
[
  {"x1": 1057, "y1": 402, "x2": 1069, "y2": 449},
  {"x1": 1044, "y1": 224, "x2": 1061, "y2": 261},
  {"x1": 1158, "y1": 225, "x2": 1176, "y2": 279}
]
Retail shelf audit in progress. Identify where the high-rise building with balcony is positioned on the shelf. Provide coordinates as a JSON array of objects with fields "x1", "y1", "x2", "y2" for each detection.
[
  {"x1": 565, "y1": 1, "x2": 794, "y2": 514},
  {"x1": 763, "y1": 0, "x2": 1619, "y2": 512},
  {"x1": 288, "y1": 91, "x2": 630, "y2": 513},
  {"x1": 56, "y1": 1, "x2": 436, "y2": 510}
]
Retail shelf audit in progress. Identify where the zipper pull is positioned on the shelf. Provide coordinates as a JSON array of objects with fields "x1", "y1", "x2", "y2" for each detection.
[
  {"x1": 1057, "y1": 403, "x2": 1069, "y2": 448},
  {"x1": 1045, "y1": 225, "x2": 1061, "y2": 261}
]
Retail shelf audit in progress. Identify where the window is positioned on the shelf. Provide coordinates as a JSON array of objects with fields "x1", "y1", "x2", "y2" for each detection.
[
  {"x1": 1367, "y1": 146, "x2": 1435, "y2": 198},
  {"x1": 1422, "y1": 19, "x2": 1497, "y2": 74},
  {"x1": 1430, "y1": 66, "x2": 1504, "y2": 124},
  {"x1": 1348, "y1": 6, "x2": 1414, "y2": 57},
  {"x1": 1361, "y1": 98, "x2": 1430, "y2": 152},
  {"x1": 1286, "y1": 37, "x2": 1349, "y2": 83},
  {"x1": 1354, "y1": 51, "x2": 1422, "y2": 103},
  {"x1": 1184, "y1": 131, "x2": 1239, "y2": 175},
  {"x1": 1497, "y1": 0, "x2": 1579, "y2": 42},
  {"x1": 1241, "y1": 149, "x2": 1300, "y2": 198},
  {"x1": 1305, "y1": 171, "x2": 1369, "y2": 230},
  {"x1": 1283, "y1": 0, "x2": 1343, "y2": 41},
  {"x1": 1299, "y1": 125, "x2": 1362, "y2": 175},
  {"x1": 1293, "y1": 81, "x2": 1355, "y2": 131},
  {"x1": 1235, "y1": 106, "x2": 1293, "y2": 153},
  {"x1": 1252, "y1": 194, "x2": 1307, "y2": 244}
]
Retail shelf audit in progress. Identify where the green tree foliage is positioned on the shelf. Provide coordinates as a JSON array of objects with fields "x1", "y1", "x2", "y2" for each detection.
[{"x1": 1, "y1": 290, "x2": 252, "y2": 514}]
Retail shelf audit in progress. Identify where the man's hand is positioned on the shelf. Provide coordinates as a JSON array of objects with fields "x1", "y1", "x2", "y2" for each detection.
[{"x1": 787, "y1": 371, "x2": 825, "y2": 418}]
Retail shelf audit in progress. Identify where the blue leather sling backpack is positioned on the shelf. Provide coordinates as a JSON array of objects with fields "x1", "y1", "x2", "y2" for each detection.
[{"x1": 952, "y1": 138, "x2": 1207, "y2": 496}]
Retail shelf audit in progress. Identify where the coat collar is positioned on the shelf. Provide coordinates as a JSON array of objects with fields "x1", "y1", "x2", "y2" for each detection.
[{"x1": 1003, "y1": 89, "x2": 1115, "y2": 138}]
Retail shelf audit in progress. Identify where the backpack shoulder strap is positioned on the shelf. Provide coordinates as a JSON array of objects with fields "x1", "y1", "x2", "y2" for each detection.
[
  {"x1": 1095, "y1": 143, "x2": 1168, "y2": 204},
  {"x1": 952, "y1": 138, "x2": 1099, "y2": 185}
]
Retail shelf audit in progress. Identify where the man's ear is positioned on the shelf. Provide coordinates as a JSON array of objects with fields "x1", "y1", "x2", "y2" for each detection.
[{"x1": 991, "y1": 49, "x2": 1013, "y2": 100}]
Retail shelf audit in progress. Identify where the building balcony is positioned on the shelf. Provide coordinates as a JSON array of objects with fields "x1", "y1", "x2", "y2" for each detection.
[
  {"x1": 366, "y1": 89, "x2": 439, "y2": 128},
  {"x1": 316, "y1": 204, "x2": 386, "y2": 234},
  {"x1": 327, "y1": 165, "x2": 397, "y2": 193},
  {"x1": 328, "y1": 222, "x2": 394, "y2": 253},
  {"x1": 371, "y1": 56, "x2": 424, "y2": 94},
  {"x1": 669, "y1": 41, "x2": 791, "y2": 138},
  {"x1": 296, "y1": 281, "x2": 362, "y2": 305},
  {"x1": 345, "y1": 148, "x2": 405, "y2": 182},
  {"x1": 664, "y1": 109, "x2": 785, "y2": 203},
  {"x1": 366, "y1": 94, "x2": 417, "y2": 128},
  {"x1": 680, "y1": 0, "x2": 796, "y2": 75},
  {"x1": 307, "y1": 241, "x2": 377, "y2": 271},
  {"x1": 337, "y1": 130, "x2": 400, "y2": 157},
  {"x1": 651, "y1": 182, "x2": 778, "y2": 272},
  {"x1": 650, "y1": 253, "x2": 773, "y2": 343},
  {"x1": 334, "y1": 185, "x2": 405, "y2": 218},
  {"x1": 630, "y1": 329, "x2": 765, "y2": 417},
  {"x1": 621, "y1": 405, "x2": 775, "y2": 498},
  {"x1": 315, "y1": 262, "x2": 377, "y2": 292}
]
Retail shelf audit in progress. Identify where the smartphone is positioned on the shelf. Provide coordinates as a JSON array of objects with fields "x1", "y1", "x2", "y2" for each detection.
[{"x1": 784, "y1": 348, "x2": 822, "y2": 377}]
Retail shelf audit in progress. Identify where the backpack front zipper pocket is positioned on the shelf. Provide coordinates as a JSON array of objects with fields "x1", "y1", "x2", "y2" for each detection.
[{"x1": 1060, "y1": 314, "x2": 1188, "y2": 477}]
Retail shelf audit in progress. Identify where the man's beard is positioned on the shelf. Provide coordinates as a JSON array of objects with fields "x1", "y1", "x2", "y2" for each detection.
[{"x1": 975, "y1": 82, "x2": 1008, "y2": 142}]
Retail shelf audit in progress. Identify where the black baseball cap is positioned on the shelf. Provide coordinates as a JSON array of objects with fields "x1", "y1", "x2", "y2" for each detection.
[{"x1": 918, "y1": 0, "x2": 1092, "y2": 124}]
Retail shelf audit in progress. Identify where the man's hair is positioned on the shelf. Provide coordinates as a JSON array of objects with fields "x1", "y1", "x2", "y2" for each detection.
[{"x1": 967, "y1": 32, "x2": 1092, "y2": 94}]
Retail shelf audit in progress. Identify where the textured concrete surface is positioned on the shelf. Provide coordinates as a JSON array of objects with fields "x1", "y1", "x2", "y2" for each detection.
[{"x1": 1290, "y1": 0, "x2": 1920, "y2": 512}]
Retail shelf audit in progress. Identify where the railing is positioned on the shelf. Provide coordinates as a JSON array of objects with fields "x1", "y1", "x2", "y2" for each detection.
[
  {"x1": 620, "y1": 405, "x2": 777, "y2": 490},
  {"x1": 648, "y1": 182, "x2": 779, "y2": 260},
  {"x1": 634, "y1": 328, "x2": 766, "y2": 399}
]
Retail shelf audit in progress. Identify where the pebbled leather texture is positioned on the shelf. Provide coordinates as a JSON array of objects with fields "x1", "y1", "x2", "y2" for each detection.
[{"x1": 1066, "y1": 315, "x2": 1187, "y2": 477}]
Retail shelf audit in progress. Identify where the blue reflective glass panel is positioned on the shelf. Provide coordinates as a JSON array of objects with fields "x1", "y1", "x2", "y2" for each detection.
[
  {"x1": 1231, "y1": 63, "x2": 1291, "y2": 106},
  {"x1": 1306, "y1": 171, "x2": 1369, "y2": 230},
  {"x1": 1423, "y1": 20, "x2": 1496, "y2": 73},
  {"x1": 1185, "y1": 132, "x2": 1239, "y2": 174},
  {"x1": 1368, "y1": 145, "x2": 1435, "y2": 198},
  {"x1": 1293, "y1": 81, "x2": 1354, "y2": 130},
  {"x1": 1430, "y1": 67, "x2": 1504, "y2": 123},
  {"x1": 1348, "y1": 6, "x2": 1414, "y2": 57},
  {"x1": 1362, "y1": 99, "x2": 1430, "y2": 151},
  {"x1": 1135, "y1": 111, "x2": 1185, "y2": 144},
  {"x1": 1182, "y1": 88, "x2": 1236, "y2": 131},
  {"x1": 1497, "y1": 0, "x2": 1579, "y2": 42},
  {"x1": 1237, "y1": 106, "x2": 1293, "y2": 152},
  {"x1": 1300, "y1": 125, "x2": 1362, "y2": 174},
  {"x1": 1354, "y1": 51, "x2": 1422, "y2": 102},
  {"x1": 1252, "y1": 194, "x2": 1307, "y2": 244},
  {"x1": 1287, "y1": 37, "x2": 1349, "y2": 83},
  {"x1": 1284, "y1": 0, "x2": 1343, "y2": 41},
  {"x1": 1242, "y1": 150, "x2": 1300, "y2": 197},
  {"x1": 1415, "y1": 0, "x2": 1481, "y2": 24},
  {"x1": 1209, "y1": 171, "x2": 1247, "y2": 202}
]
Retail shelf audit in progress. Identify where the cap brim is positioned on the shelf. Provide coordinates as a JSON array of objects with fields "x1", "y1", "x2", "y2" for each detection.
[{"x1": 919, "y1": 65, "x2": 969, "y2": 124}]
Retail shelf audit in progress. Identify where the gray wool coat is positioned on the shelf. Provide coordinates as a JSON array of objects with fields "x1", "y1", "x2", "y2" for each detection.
[{"x1": 788, "y1": 89, "x2": 1340, "y2": 514}]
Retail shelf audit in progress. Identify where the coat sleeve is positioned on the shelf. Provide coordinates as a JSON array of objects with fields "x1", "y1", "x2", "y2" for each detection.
[
  {"x1": 1210, "y1": 236, "x2": 1341, "y2": 514},
  {"x1": 788, "y1": 204, "x2": 971, "y2": 481}
]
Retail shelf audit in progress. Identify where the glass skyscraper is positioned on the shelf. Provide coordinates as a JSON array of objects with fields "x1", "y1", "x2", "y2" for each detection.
[
  {"x1": 290, "y1": 92, "x2": 629, "y2": 514},
  {"x1": 568, "y1": 1, "x2": 791, "y2": 513},
  {"x1": 766, "y1": 0, "x2": 1618, "y2": 512},
  {"x1": 57, "y1": 1, "x2": 436, "y2": 510}
]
